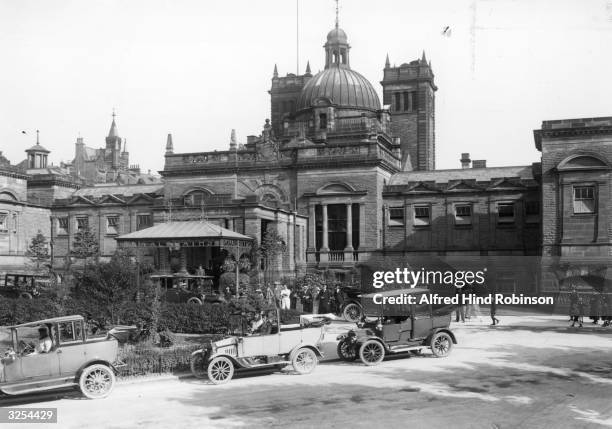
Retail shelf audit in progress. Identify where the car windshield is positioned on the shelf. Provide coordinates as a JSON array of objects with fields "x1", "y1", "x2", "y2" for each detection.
[{"x1": 0, "y1": 327, "x2": 13, "y2": 351}]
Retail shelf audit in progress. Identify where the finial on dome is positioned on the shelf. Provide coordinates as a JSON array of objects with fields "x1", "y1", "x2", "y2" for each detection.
[
  {"x1": 36, "y1": 129, "x2": 40, "y2": 144},
  {"x1": 335, "y1": 0, "x2": 340, "y2": 29}
]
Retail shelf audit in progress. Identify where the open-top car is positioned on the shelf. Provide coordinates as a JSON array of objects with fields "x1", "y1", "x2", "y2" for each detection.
[
  {"x1": 336, "y1": 288, "x2": 456, "y2": 365},
  {"x1": 190, "y1": 309, "x2": 327, "y2": 384},
  {"x1": 151, "y1": 273, "x2": 221, "y2": 305},
  {"x1": 0, "y1": 315, "x2": 124, "y2": 399}
]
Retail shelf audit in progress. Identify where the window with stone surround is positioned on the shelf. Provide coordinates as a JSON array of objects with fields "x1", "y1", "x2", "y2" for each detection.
[
  {"x1": 136, "y1": 214, "x2": 152, "y2": 230},
  {"x1": 57, "y1": 217, "x2": 69, "y2": 235},
  {"x1": 497, "y1": 203, "x2": 515, "y2": 224},
  {"x1": 106, "y1": 216, "x2": 119, "y2": 235},
  {"x1": 388, "y1": 206, "x2": 405, "y2": 226},
  {"x1": 0, "y1": 212, "x2": 7, "y2": 233},
  {"x1": 455, "y1": 204, "x2": 472, "y2": 226},
  {"x1": 413, "y1": 206, "x2": 430, "y2": 227},
  {"x1": 76, "y1": 216, "x2": 89, "y2": 231},
  {"x1": 573, "y1": 186, "x2": 595, "y2": 214}
]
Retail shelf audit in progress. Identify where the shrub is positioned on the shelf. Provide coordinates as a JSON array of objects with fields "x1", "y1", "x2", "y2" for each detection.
[{"x1": 118, "y1": 343, "x2": 202, "y2": 377}]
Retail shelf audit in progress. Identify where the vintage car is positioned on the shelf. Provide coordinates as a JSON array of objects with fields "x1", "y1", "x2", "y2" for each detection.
[
  {"x1": 190, "y1": 310, "x2": 327, "y2": 384},
  {"x1": 337, "y1": 285, "x2": 363, "y2": 322},
  {"x1": 336, "y1": 288, "x2": 456, "y2": 365},
  {"x1": 151, "y1": 273, "x2": 221, "y2": 305},
  {"x1": 0, "y1": 315, "x2": 124, "y2": 399},
  {"x1": 0, "y1": 274, "x2": 51, "y2": 299}
]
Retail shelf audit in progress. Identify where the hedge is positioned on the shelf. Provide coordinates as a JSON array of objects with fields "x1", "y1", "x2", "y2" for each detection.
[{"x1": 0, "y1": 297, "x2": 306, "y2": 334}]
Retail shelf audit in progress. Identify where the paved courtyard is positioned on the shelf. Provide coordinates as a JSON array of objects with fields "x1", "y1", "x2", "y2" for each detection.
[{"x1": 3, "y1": 315, "x2": 612, "y2": 428}]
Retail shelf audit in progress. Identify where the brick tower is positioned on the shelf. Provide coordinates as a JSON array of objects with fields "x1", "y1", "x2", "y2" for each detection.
[{"x1": 381, "y1": 52, "x2": 436, "y2": 171}]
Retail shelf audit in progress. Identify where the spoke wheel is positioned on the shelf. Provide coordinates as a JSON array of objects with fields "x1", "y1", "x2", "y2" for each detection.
[
  {"x1": 359, "y1": 340, "x2": 385, "y2": 366},
  {"x1": 342, "y1": 303, "x2": 362, "y2": 323},
  {"x1": 337, "y1": 338, "x2": 357, "y2": 361},
  {"x1": 187, "y1": 297, "x2": 203, "y2": 305},
  {"x1": 292, "y1": 348, "x2": 318, "y2": 374},
  {"x1": 431, "y1": 332, "x2": 453, "y2": 358},
  {"x1": 190, "y1": 352, "x2": 208, "y2": 378},
  {"x1": 79, "y1": 364, "x2": 116, "y2": 399},
  {"x1": 207, "y1": 357, "x2": 234, "y2": 384}
]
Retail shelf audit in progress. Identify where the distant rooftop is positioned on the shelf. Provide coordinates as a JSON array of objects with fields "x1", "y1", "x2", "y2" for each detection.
[
  {"x1": 73, "y1": 183, "x2": 164, "y2": 198},
  {"x1": 389, "y1": 165, "x2": 535, "y2": 186}
]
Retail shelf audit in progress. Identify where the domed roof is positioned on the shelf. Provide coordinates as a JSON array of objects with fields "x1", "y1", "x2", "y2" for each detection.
[
  {"x1": 326, "y1": 27, "x2": 347, "y2": 44},
  {"x1": 296, "y1": 67, "x2": 381, "y2": 112}
]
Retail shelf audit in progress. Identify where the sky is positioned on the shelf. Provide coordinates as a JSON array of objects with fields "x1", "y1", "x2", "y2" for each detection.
[{"x1": 1, "y1": 0, "x2": 612, "y2": 175}]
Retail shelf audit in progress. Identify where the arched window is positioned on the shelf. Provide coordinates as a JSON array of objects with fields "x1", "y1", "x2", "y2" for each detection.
[
  {"x1": 184, "y1": 190, "x2": 211, "y2": 206},
  {"x1": 260, "y1": 193, "x2": 279, "y2": 208}
]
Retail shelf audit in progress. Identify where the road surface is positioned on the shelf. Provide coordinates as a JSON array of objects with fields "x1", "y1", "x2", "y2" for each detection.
[{"x1": 2, "y1": 315, "x2": 612, "y2": 428}]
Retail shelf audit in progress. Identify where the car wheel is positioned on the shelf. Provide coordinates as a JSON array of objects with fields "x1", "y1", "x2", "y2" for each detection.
[
  {"x1": 431, "y1": 332, "x2": 453, "y2": 358},
  {"x1": 190, "y1": 352, "x2": 208, "y2": 379},
  {"x1": 207, "y1": 357, "x2": 234, "y2": 384},
  {"x1": 359, "y1": 340, "x2": 385, "y2": 366},
  {"x1": 19, "y1": 292, "x2": 33, "y2": 299},
  {"x1": 292, "y1": 348, "x2": 318, "y2": 374},
  {"x1": 337, "y1": 338, "x2": 357, "y2": 361},
  {"x1": 79, "y1": 364, "x2": 116, "y2": 399},
  {"x1": 342, "y1": 303, "x2": 362, "y2": 323},
  {"x1": 187, "y1": 297, "x2": 203, "y2": 305}
]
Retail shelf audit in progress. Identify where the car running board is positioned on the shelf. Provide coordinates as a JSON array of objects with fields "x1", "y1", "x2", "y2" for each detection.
[
  {"x1": 1, "y1": 377, "x2": 76, "y2": 395},
  {"x1": 388, "y1": 345, "x2": 424, "y2": 354}
]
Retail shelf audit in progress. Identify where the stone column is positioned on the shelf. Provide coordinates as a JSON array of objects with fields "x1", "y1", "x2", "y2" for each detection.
[
  {"x1": 321, "y1": 203, "x2": 329, "y2": 251},
  {"x1": 179, "y1": 247, "x2": 188, "y2": 274},
  {"x1": 345, "y1": 203, "x2": 354, "y2": 251},
  {"x1": 307, "y1": 204, "x2": 316, "y2": 249},
  {"x1": 158, "y1": 247, "x2": 170, "y2": 273}
]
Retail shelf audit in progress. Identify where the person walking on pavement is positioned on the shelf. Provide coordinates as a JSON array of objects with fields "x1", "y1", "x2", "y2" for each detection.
[
  {"x1": 490, "y1": 297, "x2": 500, "y2": 325},
  {"x1": 569, "y1": 287, "x2": 582, "y2": 328},
  {"x1": 589, "y1": 292, "x2": 602, "y2": 325}
]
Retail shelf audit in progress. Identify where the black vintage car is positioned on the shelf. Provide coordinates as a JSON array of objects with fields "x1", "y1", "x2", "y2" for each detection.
[
  {"x1": 0, "y1": 274, "x2": 51, "y2": 299},
  {"x1": 336, "y1": 288, "x2": 456, "y2": 365},
  {"x1": 151, "y1": 273, "x2": 222, "y2": 305},
  {"x1": 336, "y1": 285, "x2": 363, "y2": 322}
]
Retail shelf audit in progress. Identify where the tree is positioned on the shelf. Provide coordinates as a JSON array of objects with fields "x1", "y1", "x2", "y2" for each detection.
[
  {"x1": 26, "y1": 230, "x2": 50, "y2": 271},
  {"x1": 259, "y1": 228, "x2": 287, "y2": 284},
  {"x1": 72, "y1": 252, "x2": 142, "y2": 325},
  {"x1": 71, "y1": 228, "x2": 99, "y2": 265}
]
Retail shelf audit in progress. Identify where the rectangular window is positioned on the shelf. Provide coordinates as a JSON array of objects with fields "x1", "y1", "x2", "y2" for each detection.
[
  {"x1": 573, "y1": 186, "x2": 595, "y2": 214},
  {"x1": 58, "y1": 321, "x2": 82, "y2": 344},
  {"x1": 395, "y1": 93, "x2": 401, "y2": 112},
  {"x1": 319, "y1": 113, "x2": 327, "y2": 130},
  {"x1": 106, "y1": 216, "x2": 119, "y2": 235},
  {"x1": 413, "y1": 206, "x2": 430, "y2": 227},
  {"x1": 136, "y1": 214, "x2": 152, "y2": 230},
  {"x1": 455, "y1": 204, "x2": 472, "y2": 226},
  {"x1": 57, "y1": 217, "x2": 69, "y2": 235},
  {"x1": 76, "y1": 217, "x2": 89, "y2": 231},
  {"x1": 403, "y1": 92, "x2": 410, "y2": 111},
  {"x1": 411, "y1": 91, "x2": 418, "y2": 110},
  {"x1": 497, "y1": 203, "x2": 515, "y2": 224},
  {"x1": 388, "y1": 207, "x2": 405, "y2": 226},
  {"x1": 0, "y1": 213, "x2": 7, "y2": 233}
]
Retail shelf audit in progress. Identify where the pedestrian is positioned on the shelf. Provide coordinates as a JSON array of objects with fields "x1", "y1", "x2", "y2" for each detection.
[
  {"x1": 319, "y1": 284, "x2": 332, "y2": 314},
  {"x1": 569, "y1": 287, "x2": 582, "y2": 328},
  {"x1": 280, "y1": 284, "x2": 291, "y2": 310},
  {"x1": 311, "y1": 285, "x2": 321, "y2": 314},
  {"x1": 265, "y1": 283, "x2": 276, "y2": 307},
  {"x1": 455, "y1": 289, "x2": 465, "y2": 323},
  {"x1": 490, "y1": 297, "x2": 500, "y2": 325},
  {"x1": 589, "y1": 293, "x2": 602, "y2": 324},
  {"x1": 273, "y1": 281, "x2": 282, "y2": 307}
]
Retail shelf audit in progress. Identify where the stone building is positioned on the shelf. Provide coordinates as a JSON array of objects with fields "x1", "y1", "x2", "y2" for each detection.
[{"x1": 1, "y1": 13, "x2": 611, "y2": 298}]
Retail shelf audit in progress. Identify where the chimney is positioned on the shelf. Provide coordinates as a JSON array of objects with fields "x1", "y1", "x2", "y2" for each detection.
[
  {"x1": 229, "y1": 129, "x2": 237, "y2": 151},
  {"x1": 460, "y1": 153, "x2": 471, "y2": 169},
  {"x1": 165, "y1": 134, "x2": 174, "y2": 155},
  {"x1": 472, "y1": 160, "x2": 487, "y2": 168}
]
